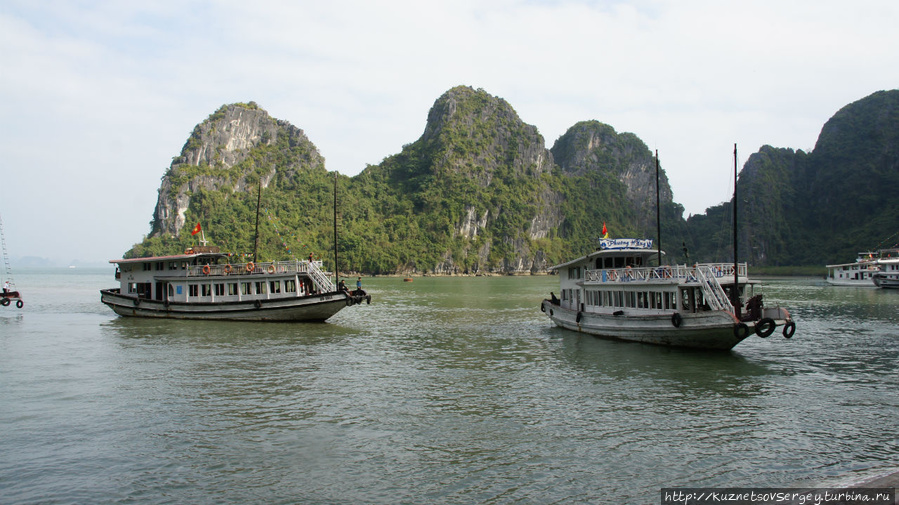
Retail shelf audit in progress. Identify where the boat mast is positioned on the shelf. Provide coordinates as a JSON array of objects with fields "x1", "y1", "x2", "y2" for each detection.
[
  {"x1": 333, "y1": 172, "x2": 339, "y2": 284},
  {"x1": 253, "y1": 174, "x2": 263, "y2": 261},
  {"x1": 0, "y1": 213, "x2": 16, "y2": 290},
  {"x1": 733, "y1": 144, "x2": 741, "y2": 318},
  {"x1": 655, "y1": 150, "x2": 662, "y2": 266}
]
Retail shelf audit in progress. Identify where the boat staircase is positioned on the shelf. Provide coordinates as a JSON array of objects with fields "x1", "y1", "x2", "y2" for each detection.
[
  {"x1": 307, "y1": 261, "x2": 335, "y2": 292},
  {"x1": 695, "y1": 265, "x2": 734, "y2": 314}
]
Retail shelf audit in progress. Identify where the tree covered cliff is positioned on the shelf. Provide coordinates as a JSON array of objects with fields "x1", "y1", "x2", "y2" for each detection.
[{"x1": 127, "y1": 87, "x2": 899, "y2": 273}]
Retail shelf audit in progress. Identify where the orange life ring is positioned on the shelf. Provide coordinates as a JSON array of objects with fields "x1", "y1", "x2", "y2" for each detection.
[
  {"x1": 268, "y1": 265, "x2": 276, "y2": 274},
  {"x1": 224, "y1": 264, "x2": 233, "y2": 274},
  {"x1": 202, "y1": 265, "x2": 211, "y2": 275},
  {"x1": 246, "y1": 262, "x2": 255, "y2": 272}
]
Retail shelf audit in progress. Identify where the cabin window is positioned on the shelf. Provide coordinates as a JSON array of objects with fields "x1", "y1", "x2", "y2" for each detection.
[
  {"x1": 156, "y1": 262, "x2": 164, "y2": 271},
  {"x1": 270, "y1": 281, "x2": 281, "y2": 294},
  {"x1": 202, "y1": 284, "x2": 212, "y2": 297},
  {"x1": 169, "y1": 262, "x2": 178, "y2": 270},
  {"x1": 143, "y1": 263, "x2": 152, "y2": 271},
  {"x1": 255, "y1": 282, "x2": 267, "y2": 295},
  {"x1": 241, "y1": 282, "x2": 251, "y2": 295},
  {"x1": 189, "y1": 284, "x2": 199, "y2": 297},
  {"x1": 215, "y1": 283, "x2": 225, "y2": 296},
  {"x1": 285, "y1": 280, "x2": 297, "y2": 293},
  {"x1": 228, "y1": 283, "x2": 238, "y2": 296}
]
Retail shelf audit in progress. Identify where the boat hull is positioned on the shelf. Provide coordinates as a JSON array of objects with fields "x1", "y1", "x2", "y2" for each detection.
[
  {"x1": 542, "y1": 300, "x2": 754, "y2": 350},
  {"x1": 873, "y1": 273, "x2": 899, "y2": 289},
  {"x1": 100, "y1": 288, "x2": 350, "y2": 322}
]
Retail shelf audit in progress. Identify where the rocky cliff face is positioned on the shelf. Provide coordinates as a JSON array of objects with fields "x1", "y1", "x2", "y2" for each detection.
[
  {"x1": 413, "y1": 86, "x2": 562, "y2": 274},
  {"x1": 551, "y1": 120, "x2": 674, "y2": 231},
  {"x1": 151, "y1": 103, "x2": 323, "y2": 238}
]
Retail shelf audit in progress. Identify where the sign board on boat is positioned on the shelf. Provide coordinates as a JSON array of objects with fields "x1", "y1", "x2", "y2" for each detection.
[{"x1": 598, "y1": 238, "x2": 654, "y2": 250}]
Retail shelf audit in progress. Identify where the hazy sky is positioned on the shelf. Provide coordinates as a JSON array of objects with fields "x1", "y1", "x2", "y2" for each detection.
[{"x1": 1, "y1": 0, "x2": 897, "y2": 265}]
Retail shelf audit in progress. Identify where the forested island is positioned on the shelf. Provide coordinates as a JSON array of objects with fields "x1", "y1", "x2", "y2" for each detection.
[{"x1": 128, "y1": 87, "x2": 899, "y2": 275}]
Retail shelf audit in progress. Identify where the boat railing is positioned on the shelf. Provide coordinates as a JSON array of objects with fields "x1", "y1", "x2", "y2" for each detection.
[
  {"x1": 187, "y1": 260, "x2": 323, "y2": 279},
  {"x1": 584, "y1": 262, "x2": 747, "y2": 284}
]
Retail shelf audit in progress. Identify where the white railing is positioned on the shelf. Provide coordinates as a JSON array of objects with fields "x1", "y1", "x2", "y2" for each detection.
[
  {"x1": 185, "y1": 260, "x2": 335, "y2": 291},
  {"x1": 584, "y1": 262, "x2": 747, "y2": 284}
]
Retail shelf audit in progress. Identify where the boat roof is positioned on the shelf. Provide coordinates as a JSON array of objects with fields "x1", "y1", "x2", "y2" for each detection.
[
  {"x1": 550, "y1": 239, "x2": 664, "y2": 270},
  {"x1": 109, "y1": 247, "x2": 227, "y2": 265}
]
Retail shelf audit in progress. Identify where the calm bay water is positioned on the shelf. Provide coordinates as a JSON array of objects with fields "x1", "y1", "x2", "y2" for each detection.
[{"x1": 1, "y1": 269, "x2": 897, "y2": 504}]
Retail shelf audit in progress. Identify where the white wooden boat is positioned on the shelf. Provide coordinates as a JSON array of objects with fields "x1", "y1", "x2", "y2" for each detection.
[
  {"x1": 825, "y1": 251, "x2": 882, "y2": 286},
  {"x1": 826, "y1": 247, "x2": 899, "y2": 287},
  {"x1": 100, "y1": 246, "x2": 369, "y2": 321},
  {"x1": 873, "y1": 271, "x2": 899, "y2": 289},
  {"x1": 541, "y1": 238, "x2": 795, "y2": 350}
]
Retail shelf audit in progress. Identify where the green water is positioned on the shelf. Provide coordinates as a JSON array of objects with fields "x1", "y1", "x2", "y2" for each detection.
[{"x1": 1, "y1": 271, "x2": 897, "y2": 503}]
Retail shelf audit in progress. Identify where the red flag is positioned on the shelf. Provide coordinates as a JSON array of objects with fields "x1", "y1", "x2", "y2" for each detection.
[
  {"x1": 602, "y1": 222, "x2": 608, "y2": 238},
  {"x1": 191, "y1": 223, "x2": 202, "y2": 236}
]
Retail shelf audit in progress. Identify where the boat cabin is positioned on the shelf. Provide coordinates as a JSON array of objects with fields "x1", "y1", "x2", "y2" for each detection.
[
  {"x1": 552, "y1": 238, "x2": 753, "y2": 319},
  {"x1": 110, "y1": 247, "x2": 334, "y2": 305}
]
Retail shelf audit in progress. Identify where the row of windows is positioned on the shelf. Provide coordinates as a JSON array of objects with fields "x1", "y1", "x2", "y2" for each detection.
[
  {"x1": 584, "y1": 289, "x2": 676, "y2": 310},
  {"x1": 175, "y1": 279, "x2": 299, "y2": 298}
]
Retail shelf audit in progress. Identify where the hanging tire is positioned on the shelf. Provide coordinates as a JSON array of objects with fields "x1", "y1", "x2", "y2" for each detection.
[
  {"x1": 1, "y1": 298, "x2": 9, "y2": 306},
  {"x1": 16, "y1": 300, "x2": 23, "y2": 308},
  {"x1": 755, "y1": 318, "x2": 776, "y2": 338},
  {"x1": 576, "y1": 312, "x2": 582, "y2": 323},
  {"x1": 671, "y1": 312, "x2": 682, "y2": 328},
  {"x1": 782, "y1": 321, "x2": 796, "y2": 339},
  {"x1": 733, "y1": 323, "x2": 750, "y2": 340}
]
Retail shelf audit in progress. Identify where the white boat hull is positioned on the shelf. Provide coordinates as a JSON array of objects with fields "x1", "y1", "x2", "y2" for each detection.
[
  {"x1": 541, "y1": 300, "x2": 791, "y2": 351},
  {"x1": 873, "y1": 273, "x2": 899, "y2": 289},
  {"x1": 100, "y1": 288, "x2": 350, "y2": 322}
]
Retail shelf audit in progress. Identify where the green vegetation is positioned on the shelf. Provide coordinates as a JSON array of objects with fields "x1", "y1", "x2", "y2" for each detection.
[{"x1": 127, "y1": 88, "x2": 899, "y2": 274}]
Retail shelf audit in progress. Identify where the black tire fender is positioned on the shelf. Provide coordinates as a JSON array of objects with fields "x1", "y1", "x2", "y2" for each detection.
[
  {"x1": 671, "y1": 312, "x2": 682, "y2": 328},
  {"x1": 755, "y1": 318, "x2": 776, "y2": 338},
  {"x1": 734, "y1": 322, "x2": 750, "y2": 340},
  {"x1": 782, "y1": 320, "x2": 796, "y2": 339}
]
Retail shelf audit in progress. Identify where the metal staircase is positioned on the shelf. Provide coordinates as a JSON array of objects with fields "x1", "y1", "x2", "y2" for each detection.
[
  {"x1": 695, "y1": 265, "x2": 733, "y2": 314},
  {"x1": 307, "y1": 261, "x2": 335, "y2": 292}
]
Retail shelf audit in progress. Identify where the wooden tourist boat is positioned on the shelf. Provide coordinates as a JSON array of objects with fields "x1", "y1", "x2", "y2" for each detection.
[
  {"x1": 541, "y1": 238, "x2": 795, "y2": 350},
  {"x1": 541, "y1": 145, "x2": 795, "y2": 350},
  {"x1": 100, "y1": 246, "x2": 369, "y2": 321}
]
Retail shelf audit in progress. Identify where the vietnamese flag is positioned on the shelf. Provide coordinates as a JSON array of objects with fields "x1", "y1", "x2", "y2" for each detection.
[{"x1": 191, "y1": 223, "x2": 202, "y2": 236}]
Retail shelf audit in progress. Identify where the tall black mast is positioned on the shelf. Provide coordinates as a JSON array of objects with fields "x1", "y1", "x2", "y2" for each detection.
[
  {"x1": 655, "y1": 150, "x2": 662, "y2": 266},
  {"x1": 333, "y1": 172, "x2": 339, "y2": 284},
  {"x1": 253, "y1": 175, "x2": 263, "y2": 261},
  {"x1": 733, "y1": 144, "x2": 741, "y2": 318}
]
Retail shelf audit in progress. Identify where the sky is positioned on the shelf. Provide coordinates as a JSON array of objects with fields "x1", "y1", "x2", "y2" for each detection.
[{"x1": 1, "y1": 0, "x2": 897, "y2": 266}]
